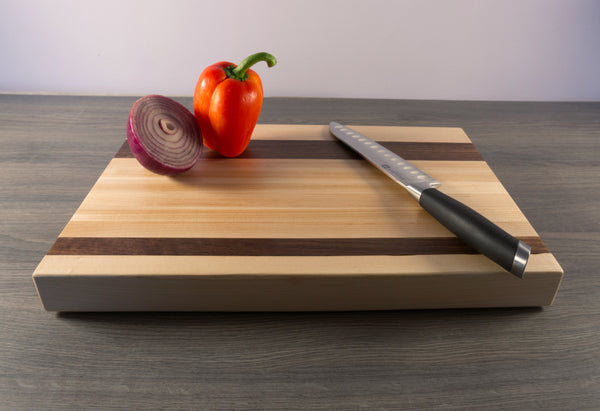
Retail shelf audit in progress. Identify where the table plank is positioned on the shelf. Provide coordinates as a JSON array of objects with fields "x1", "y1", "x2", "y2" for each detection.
[{"x1": 1, "y1": 95, "x2": 599, "y2": 409}]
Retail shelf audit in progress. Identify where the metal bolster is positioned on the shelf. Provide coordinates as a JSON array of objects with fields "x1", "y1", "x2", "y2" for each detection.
[{"x1": 406, "y1": 185, "x2": 423, "y2": 201}]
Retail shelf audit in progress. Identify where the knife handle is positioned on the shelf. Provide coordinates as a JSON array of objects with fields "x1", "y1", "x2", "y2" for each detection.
[{"x1": 419, "y1": 188, "x2": 531, "y2": 277}]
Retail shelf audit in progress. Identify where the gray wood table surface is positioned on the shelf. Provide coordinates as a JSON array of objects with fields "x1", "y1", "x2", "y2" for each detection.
[{"x1": 2, "y1": 94, "x2": 599, "y2": 410}]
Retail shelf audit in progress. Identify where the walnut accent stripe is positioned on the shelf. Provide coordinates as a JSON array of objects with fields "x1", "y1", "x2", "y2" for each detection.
[
  {"x1": 115, "y1": 140, "x2": 483, "y2": 161},
  {"x1": 48, "y1": 236, "x2": 548, "y2": 256}
]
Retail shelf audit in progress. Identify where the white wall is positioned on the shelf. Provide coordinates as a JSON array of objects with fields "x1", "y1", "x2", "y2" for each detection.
[{"x1": 1, "y1": 0, "x2": 599, "y2": 101}]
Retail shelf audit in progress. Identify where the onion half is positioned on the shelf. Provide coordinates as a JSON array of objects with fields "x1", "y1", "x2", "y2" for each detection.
[{"x1": 127, "y1": 95, "x2": 203, "y2": 176}]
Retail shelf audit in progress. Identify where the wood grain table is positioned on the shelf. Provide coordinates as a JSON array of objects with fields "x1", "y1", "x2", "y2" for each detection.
[{"x1": 2, "y1": 95, "x2": 598, "y2": 410}]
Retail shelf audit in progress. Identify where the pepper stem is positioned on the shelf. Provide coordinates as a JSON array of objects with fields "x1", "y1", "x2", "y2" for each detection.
[{"x1": 226, "y1": 52, "x2": 277, "y2": 81}]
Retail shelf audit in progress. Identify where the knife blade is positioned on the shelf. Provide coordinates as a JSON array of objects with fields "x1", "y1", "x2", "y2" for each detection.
[{"x1": 329, "y1": 121, "x2": 530, "y2": 278}]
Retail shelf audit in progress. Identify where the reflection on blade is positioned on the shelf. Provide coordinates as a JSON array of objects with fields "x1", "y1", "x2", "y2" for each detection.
[{"x1": 329, "y1": 122, "x2": 441, "y2": 195}]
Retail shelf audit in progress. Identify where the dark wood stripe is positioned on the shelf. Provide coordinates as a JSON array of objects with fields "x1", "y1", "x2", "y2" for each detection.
[
  {"x1": 48, "y1": 236, "x2": 548, "y2": 256},
  {"x1": 115, "y1": 140, "x2": 483, "y2": 161}
]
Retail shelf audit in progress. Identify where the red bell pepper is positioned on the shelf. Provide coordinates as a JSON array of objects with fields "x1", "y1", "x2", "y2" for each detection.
[{"x1": 193, "y1": 52, "x2": 277, "y2": 157}]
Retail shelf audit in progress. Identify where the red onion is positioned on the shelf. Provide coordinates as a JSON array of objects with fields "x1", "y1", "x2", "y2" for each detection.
[{"x1": 127, "y1": 95, "x2": 203, "y2": 176}]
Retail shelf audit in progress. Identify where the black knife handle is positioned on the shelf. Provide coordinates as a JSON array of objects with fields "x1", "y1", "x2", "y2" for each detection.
[{"x1": 419, "y1": 188, "x2": 530, "y2": 277}]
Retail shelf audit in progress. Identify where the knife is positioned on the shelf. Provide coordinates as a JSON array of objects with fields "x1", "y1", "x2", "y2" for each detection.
[{"x1": 329, "y1": 122, "x2": 530, "y2": 277}]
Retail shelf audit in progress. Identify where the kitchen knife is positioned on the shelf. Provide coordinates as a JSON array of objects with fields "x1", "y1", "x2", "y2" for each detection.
[{"x1": 329, "y1": 122, "x2": 530, "y2": 277}]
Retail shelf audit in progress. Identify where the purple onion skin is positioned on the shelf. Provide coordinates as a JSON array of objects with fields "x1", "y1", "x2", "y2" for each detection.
[{"x1": 126, "y1": 95, "x2": 203, "y2": 176}]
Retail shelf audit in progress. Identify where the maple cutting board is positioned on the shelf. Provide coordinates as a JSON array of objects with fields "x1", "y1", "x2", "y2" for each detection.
[{"x1": 33, "y1": 124, "x2": 563, "y2": 311}]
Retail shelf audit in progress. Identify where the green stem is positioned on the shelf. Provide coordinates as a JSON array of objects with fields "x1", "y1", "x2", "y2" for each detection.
[{"x1": 225, "y1": 52, "x2": 277, "y2": 81}]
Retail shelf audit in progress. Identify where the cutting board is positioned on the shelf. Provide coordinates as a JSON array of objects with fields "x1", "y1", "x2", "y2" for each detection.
[{"x1": 33, "y1": 124, "x2": 563, "y2": 311}]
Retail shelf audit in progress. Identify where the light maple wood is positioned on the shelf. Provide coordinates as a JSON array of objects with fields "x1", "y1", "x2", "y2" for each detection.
[
  {"x1": 57, "y1": 158, "x2": 536, "y2": 239},
  {"x1": 32, "y1": 124, "x2": 563, "y2": 311},
  {"x1": 243, "y1": 124, "x2": 473, "y2": 142}
]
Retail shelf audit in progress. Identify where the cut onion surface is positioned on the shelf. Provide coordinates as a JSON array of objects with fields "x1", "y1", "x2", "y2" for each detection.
[{"x1": 127, "y1": 95, "x2": 203, "y2": 176}]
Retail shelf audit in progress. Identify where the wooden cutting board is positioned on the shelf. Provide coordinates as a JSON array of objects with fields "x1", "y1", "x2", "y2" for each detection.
[{"x1": 33, "y1": 124, "x2": 563, "y2": 311}]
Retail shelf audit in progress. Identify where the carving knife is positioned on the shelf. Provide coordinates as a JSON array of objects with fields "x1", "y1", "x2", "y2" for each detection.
[{"x1": 329, "y1": 122, "x2": 530, "y2": 277}]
